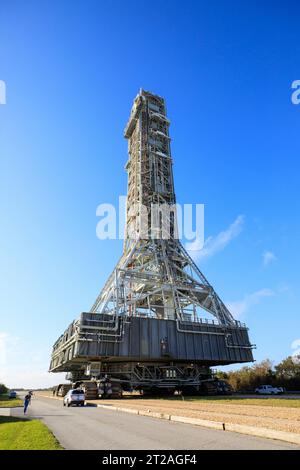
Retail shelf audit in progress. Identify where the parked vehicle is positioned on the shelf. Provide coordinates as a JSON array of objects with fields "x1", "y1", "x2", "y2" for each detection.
[
  {"x1": 8, "y1": 390, "x2": 17, "y2": 399},
  {"x1": 63, "y1": 389, "x2": 85, "y2": 407},
  {"x1": 255, "y1": 385, "x2": 283, "y2": 395},
  {"x1": 216, "y1": 380, "x2": 233, "y2": 395}
]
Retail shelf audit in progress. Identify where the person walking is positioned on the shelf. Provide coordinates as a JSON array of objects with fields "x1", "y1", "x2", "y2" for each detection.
[{"x1": 23, "y1": 393, "x2": 31, "y2": 414}]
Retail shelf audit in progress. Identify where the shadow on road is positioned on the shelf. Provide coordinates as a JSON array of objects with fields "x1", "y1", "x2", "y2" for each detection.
[{"x1": 0, "y1": 416, "x2": 28, "y2": 424}]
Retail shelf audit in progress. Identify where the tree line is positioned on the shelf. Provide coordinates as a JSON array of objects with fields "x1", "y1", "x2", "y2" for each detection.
[{"x1": 217, "y1": 356, "x2": 300, "y2": 392}]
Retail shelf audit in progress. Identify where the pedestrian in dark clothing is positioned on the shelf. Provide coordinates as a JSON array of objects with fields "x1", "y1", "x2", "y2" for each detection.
[{"x1": 24, "y1": 393, "x2": 31, "y2": 414}]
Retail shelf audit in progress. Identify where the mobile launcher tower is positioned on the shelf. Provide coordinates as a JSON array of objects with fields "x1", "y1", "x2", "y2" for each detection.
[{"x1": 50, "y1": 90, "x2": 254, "y2": 398}]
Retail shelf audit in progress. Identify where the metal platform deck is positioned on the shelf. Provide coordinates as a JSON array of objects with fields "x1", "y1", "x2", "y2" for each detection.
[{"x1": 50, "y1": 312, "x2": 253, "y2": 373}]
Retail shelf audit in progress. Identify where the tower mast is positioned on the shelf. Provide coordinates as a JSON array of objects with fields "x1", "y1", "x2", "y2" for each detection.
[
  {"x1": 49, "y1": 90, "x2": 253, "y2": 395},
  {"x1": 90, "y1": 89, "x2": 235, "y2": 326}
]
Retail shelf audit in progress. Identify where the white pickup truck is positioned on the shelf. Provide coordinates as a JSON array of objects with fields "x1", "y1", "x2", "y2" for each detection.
[{"x1": 255, "y1": 385, "x2": 283, "y2": 395}]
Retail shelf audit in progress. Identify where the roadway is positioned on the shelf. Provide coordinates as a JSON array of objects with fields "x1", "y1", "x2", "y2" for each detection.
[{"x1": 12, "y1": 395, "x2": 299, "y2": 450}]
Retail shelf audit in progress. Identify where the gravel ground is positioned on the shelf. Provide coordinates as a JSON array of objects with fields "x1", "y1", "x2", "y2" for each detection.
[{"x1": 94, "y1": 398, "x2": 300, "y2": 434}]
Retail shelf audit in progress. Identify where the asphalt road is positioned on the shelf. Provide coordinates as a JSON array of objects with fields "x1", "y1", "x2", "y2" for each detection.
[{"x1": 12, "y1": 395, "x2": 299, "y2": 450}]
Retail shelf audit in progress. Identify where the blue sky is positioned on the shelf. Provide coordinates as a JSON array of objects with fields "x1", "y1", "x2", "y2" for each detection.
[{"x1": 0, "y1": 0, "x2": 299, "y2": 387}]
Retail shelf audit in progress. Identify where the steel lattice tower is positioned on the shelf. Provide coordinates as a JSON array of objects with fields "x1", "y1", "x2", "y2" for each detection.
[
  {"x1": 90, "y1": 89, "x2": 235, "y2": 326},
  {"x1": 49, "y1": 90, "x2": 253, "y2": 392}
]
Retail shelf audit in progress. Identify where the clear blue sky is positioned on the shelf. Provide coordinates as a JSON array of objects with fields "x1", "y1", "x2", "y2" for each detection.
[{"x1": 0, "y1": 0, "x2": 299, "y2": 387}]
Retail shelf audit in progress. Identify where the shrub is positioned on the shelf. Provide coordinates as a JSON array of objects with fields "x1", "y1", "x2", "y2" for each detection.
[{"x1": 0, "y1": 384, "x2": 8, "y2": 395}]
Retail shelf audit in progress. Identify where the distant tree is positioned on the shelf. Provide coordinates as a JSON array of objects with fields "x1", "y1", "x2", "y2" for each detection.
[
  {"x1": 216, "y1": 359, "x2": 275, "y2": 392},
  {"x1": 275, "y1": 356, "x2": 300, "y2": 379},
  {"x1": 217, "y1": 357, "x2": 300, "y2": 392},
  {"x1": 216, "y1": 371, "x2": 229, "y2": 380},
  {"x1": 274, "y1": 356, "x2": 300, "y2": 389},
  {"x1": 0, "y1": 383, "x2": 8, "y2": 395}
]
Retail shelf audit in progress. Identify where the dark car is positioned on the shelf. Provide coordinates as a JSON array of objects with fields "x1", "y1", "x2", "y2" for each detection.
[
  {"x1": 8, "y1": 390, "x2": 17, "y2": 399},
  {"x1": 216, "y1": 380, "x2": 233, "y2": 395}
]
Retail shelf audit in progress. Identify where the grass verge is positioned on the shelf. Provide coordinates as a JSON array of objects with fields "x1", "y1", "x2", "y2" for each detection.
[
  {"x1": 0, "y1": 416, "x2": 63, "y2": 450},
  {"x1": 0, "y1": 395, "x2": 23, "y2": 408},
  {"x1": 157, "y1": 396, "x2": 300, "y2": 408}
]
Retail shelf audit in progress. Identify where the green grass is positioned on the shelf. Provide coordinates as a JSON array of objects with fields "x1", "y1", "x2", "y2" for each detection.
[
  {"x1": 155, "y1": 395, "x2": 300, "y2": 408},
  {"x1": 122, "y1": 392, "x2": 300, "y2": 407},
  {"x1": 117, "y1": 393, "x2": 300, "y2": 408},
  {"x1": 0, "y1": 416, "x2": 63, "y2": 450},
  {"x1": 0, "y1": 395, "x2": 23, "y2": 408}
]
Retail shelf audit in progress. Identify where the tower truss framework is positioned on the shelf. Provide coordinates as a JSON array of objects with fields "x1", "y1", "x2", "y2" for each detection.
[{"x1": 50, "y1": 90, "x2": 254, "y2": 380}]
